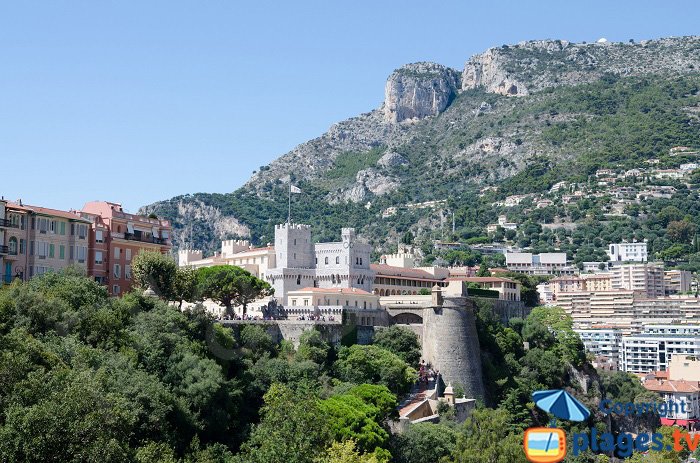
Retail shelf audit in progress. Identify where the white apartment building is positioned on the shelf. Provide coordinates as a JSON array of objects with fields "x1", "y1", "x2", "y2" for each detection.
[
  {"x1": 607, "y1": 241, "x2": 648, "y2": 263},
  {"x1": 537, "y1": 282, "x2": 555, "y2": 305},
  {"x1": 575, "y1": 328, "x2": 623, "y2": 368},
  {"x1": 610, "y1": 262, "x2": 665, "y2": 298},
  {"x1": 505, "y1": 252, "x2": 575, "y2": 275},
  {"x1": 621, "y1": 327, "x2": 700, "y2": 373}
]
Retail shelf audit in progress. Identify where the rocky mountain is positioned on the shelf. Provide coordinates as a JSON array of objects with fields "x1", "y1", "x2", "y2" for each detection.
[{"x1": 141, "y1": 36, "x2": 700, "y2": 254}]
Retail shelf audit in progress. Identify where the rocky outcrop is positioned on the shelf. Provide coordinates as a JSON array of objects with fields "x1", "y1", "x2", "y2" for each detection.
[
  {"x1": 384, "y1": 62, "x2": 461, "y2": 123},
  {"x1": 336, "y1": 168, "x2": 400, "y2": 203},
  {"x1": 462, "y1": 48, "x2": 530, "y2": 96},
  {"x1": 139, "y1": 198, "x2": 250, "y2": 253},
  {"x1": 462, "y1": 37, "x2": 700, "y2": 96},
  {"x1": 377, "y1": 150, "x2": 409, "y2": 168},
  {"x1": 245, "y1": 110, "x2": 408, "y2": 192}
]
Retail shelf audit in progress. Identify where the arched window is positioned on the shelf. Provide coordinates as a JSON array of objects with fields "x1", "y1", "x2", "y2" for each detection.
[
  {"x1": 359, "y1": 258, "x2": 363, "y2": 265},
  {"x1": 335, "y1": 256, "x2": 339, "y2": 264},
  {"x1": 324, "y1": 257, "x2": 329, "y2": 265}
]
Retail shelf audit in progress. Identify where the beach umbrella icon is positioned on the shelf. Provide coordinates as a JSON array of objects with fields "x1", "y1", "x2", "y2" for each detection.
[{"x1": 532, "y1": 389, "x2": 590, "y2": 422}]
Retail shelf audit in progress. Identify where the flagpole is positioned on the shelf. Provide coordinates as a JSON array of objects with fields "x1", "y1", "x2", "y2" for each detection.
[{"x1": 287, "y1": 184, "x2": 291, "y2": 224}]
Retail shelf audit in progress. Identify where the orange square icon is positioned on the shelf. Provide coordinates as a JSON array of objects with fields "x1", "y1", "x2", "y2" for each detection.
[{"x1": 523, "y1": 427, "x2": 567, "y2": 463}]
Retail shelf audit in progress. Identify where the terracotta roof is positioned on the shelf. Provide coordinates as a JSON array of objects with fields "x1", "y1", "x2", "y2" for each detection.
[
  {"x1": 643, "y1": 379, "x2": 700, "y2": 393},
  {"x1": 10, "y1": 202, "x2": 91, "y2": 222},
  {"x1": 370, "y1": 264, "x2": 441, "y2": 281},
  {"x1": 448, "y1": 276, "x2": 517, "y2": 284},
  {"x1": 292, "y1": 287, "x2": 374, "y2": 295}
]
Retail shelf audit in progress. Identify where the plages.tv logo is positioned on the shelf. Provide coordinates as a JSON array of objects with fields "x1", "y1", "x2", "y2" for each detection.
[{"x1": 523, "y1": 389, "x2": 591, "y2": 463}]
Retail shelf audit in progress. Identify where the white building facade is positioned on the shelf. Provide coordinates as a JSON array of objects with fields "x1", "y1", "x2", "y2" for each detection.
[{"x1": 607, "y1": 242, "x2": 648, "y2": 263}]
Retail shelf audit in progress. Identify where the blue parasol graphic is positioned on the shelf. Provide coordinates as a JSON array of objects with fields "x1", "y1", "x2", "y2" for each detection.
[{"x1": 532, "y1": 389, "x2": 590, "y2": 422}]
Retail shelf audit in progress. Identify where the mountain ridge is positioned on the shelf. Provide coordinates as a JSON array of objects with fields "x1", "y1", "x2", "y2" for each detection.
[{"x1": 140, "y1": 35, "x2": 700, "y2": 254}]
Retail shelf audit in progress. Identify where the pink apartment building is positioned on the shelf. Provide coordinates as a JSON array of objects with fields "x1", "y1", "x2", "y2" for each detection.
[{"x1": 81, "y1": 201, "x2": 172, "y2": 296}]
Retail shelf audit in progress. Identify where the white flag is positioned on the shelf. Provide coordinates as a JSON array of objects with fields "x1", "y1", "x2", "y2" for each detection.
[{"x1": 290, "y1": 185, "x2": 302, "y2": 194}]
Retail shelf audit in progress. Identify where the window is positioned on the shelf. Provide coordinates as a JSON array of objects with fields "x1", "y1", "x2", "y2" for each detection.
[
  {"x1": 76, "y1": 246, "x2": 87, "y2": 263},
  {"x1": 60, "y1": 222, "x2": 65, "y2": 235},
  {"x1": 304, "y1": 299, "x2": 308, "y2": 306},
  {"x1": 291, "y1": 299, "x2": 297, "y2": 306},
  {"x1": 49, "y1": 244, "x2": 54, "y2": 258},
  {"x1": 30, "y1": 241, "x2": 34, "y2": 256},
  {"x1": 114, "y1": 264, "x2": 121, "y2": 278},
  {"x1": 113, "y1": 285, "x2": 120, "y2": 295},
  {"x1": 336, "y1": 256, "x2": 340, "y2": 264},
  {"x1": 95, "y1": 230, "x2": 103, "y2": 243},
  {"x1": 125, "y1": 265, "x2": 131, "y2": 279},
  {"x1": 95, "y1": 251, "x2": 103, "y2": 264},
  {"x1": 77, "y1": 224, "x2": 87, "y2": 239},
  {"x1": 325, "y1": 257, "x2": 329, "y2": 265},
  {"x1": 19, "y1": 239, "x2": 25, "y2": 254},
  {"x1": 59, "y1": 245, "x2": 64, "y2": 259},
  {"x1": 8, "y1": 237, "x2": 17, "y2": 254},
  {"x1": 49, "y1": 220, "x2": 56, "y2": 234},
  {"x1": 114, "y1": 247, "x2": 121, "y2": 259},
  {"x1": 37, "y1": 241, "x2": 49, "y2": 259},
  {"x1": 70, "y1": 223, "x2": 75, "y2": 235},
  {"x1": 125, "y1": 249, "x2": 131, "y2": 261}
]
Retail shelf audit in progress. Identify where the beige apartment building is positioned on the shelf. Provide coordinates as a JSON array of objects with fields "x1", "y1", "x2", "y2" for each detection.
[
  {"x1": 179, "y1": 239, "x2": 276, "y2": 280},
  {"x1": 610, "y1": 262, "x2": 665, "y2": 298},
  {"x1": 665, "y1": 269, "x2": 692, "y2": 295},
  {"x1": 451, "y1": 276, "x2": 522, "y2": 301},
  {"x1": 0, "y1": 200, "x2": 91, "y2": 283}
]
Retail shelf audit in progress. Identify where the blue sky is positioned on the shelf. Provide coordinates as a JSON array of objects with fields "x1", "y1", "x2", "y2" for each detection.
[{"x1": 1, "y1": 1, "x2": 697, "y2": 212}]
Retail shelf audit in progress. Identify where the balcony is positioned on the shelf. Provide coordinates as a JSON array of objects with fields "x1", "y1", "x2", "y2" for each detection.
[
  {"x1": 124, "y1": 232, "x2": 168, "y2": 245},
  {"x1": 0, "y1": 218, "x2": 17, "y2": 228},
  {"x1": 0, "y1": 245, "x2": 8, "y2": 255}
]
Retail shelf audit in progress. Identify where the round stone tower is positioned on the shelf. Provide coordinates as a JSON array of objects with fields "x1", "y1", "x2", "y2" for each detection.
[{"x1": 422, "y1": 290, "x2": 484, "y2": 402}]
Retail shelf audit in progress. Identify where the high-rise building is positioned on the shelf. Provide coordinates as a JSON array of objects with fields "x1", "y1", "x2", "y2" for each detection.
[
  {"x1": 80, "y1": 201, "x2": 172, "y2": 296},
  {"x1": 610, "y1": 262, "x2": 665, "y2": 298}
]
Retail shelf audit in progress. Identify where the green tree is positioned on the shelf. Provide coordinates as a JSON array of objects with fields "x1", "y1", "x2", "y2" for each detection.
[
  {"x1": 372, "y1": 325, "x2": 421, "y2": 366},
  {"x1": 173, "y1": 266, "x2": 200, "y2": 309},
  {"x1": 197, "y1": 265, "x2": 273, "y2": 316},
  {"x1": 667, "y1": 220, "x2": 696, "y2": 244},
  {"x1": 131, "y1": 250, "x2": 178, "y2": 299},
  {"x1": 390, "y1": 422, "x2": 458, "y2": 463},
  {"x1": 297, "y1": 329, "x2": 331, "y2": 365},
  {"x1": 236, "y1": 384, "x2": 331, "y2": 463},
  {"x1": 451, "y1": 408, "x2": 527, "y2": 463},
  {"x1": 335, "y1": 345, "x2": 416, "y2": 394},
  {"x1": 316, "y1": 440, "x2": 381, "y2": 463},
  {"x1": 476, "y1": 264, "x2": 491, "y2": 277}
]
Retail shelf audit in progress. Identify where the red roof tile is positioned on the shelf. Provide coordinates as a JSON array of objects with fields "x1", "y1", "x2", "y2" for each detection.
[{"x1": 292, "y1": 287, "x2": 374, "y2": 295}]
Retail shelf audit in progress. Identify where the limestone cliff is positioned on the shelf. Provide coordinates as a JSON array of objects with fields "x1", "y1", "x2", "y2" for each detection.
[{"x1": 383, "y1": 62, "x2": 461, "y2": 123}]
